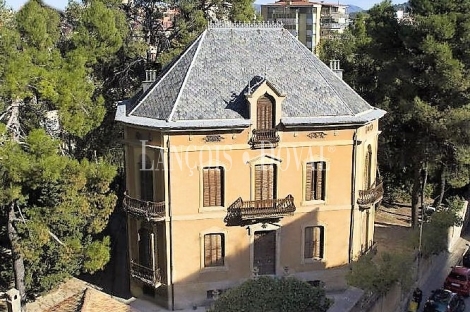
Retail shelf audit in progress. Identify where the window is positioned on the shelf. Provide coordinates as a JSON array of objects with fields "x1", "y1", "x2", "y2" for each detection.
[
  {"x1": 304, "y1": 226, "x2": 324, "y2": 259},
  {"x1": 255, "y1": 164, "x2": 276, "y2": 201},
  {"x1": 257, "y1": 95, "x2": 275, "y2": 130},
  {"x1": 204, "y1": 233, "x2": 225, "y2": 267},
  {"x1": 305, "y1": 162, "x2": 326, "y2": 201},
  {"x1": 364, "y1": 145, "x2": 372, "y2": 189},
  {"x1": 138, "y1": 226, "x2": 153, "y2": 268},
  {"x1": 139, "y1": 155, "x2": 153, "y2": 201},
  {"x1": 203, "y1": 167, "x2": 224, "y2": 207}
]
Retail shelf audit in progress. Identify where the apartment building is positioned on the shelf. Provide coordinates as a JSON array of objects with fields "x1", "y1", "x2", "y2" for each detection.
[
  {"x1": 261, "y1": 0, "x2": 349, "y2": 53},
  {"x1": 115, "y1": 21, "x2": 385, "y2": 310}
]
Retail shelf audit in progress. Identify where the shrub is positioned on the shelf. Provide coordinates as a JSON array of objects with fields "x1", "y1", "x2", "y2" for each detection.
[
  {"x1": 346, "y1": 252, "x2": 414, "y2": 295},
  {"x1": 208, "y1": 276, "x2": 331, "y2": 312}
]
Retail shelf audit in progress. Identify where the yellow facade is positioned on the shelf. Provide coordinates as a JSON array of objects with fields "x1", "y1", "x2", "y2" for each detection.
[{"x1": 122, "y1": 83, "x2": 383, "y2": 309}]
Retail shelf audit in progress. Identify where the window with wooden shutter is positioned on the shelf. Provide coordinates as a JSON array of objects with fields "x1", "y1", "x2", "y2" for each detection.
[
  {"x1": 203, "y1": 167, "x2": 223, "y2": 207},
  {"x1": 257, "y1": 95, "x2": 274, "y2": 130},
  {"x1": 139, "y1": 155, "x2": 154, "y2": 201},
  {"x1": 364, "y1": 145, "x2": 372, "y2": 190},
  {"x1": 305, "y1": 162, "x2": 326, "y2": 201},
  {"x1": 255, "y1": 164, "x2": 276, "y2": 201},
  {"x1": 204, "y1": 233, "x2": 225, "y2": 267},
  {"x1": 304, "y1": 226, "x2": 324, "y2": 259}
]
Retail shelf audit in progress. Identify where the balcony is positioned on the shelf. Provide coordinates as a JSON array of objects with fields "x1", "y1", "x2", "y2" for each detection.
[
  {"x1": 225, "y1": 195, "x2": 296, "y2": 225},
  {"x1": 130, "y1": 260, "x2": 162, "y2": 287},
  {"x1": 123, "y1": 195, "x2": 165, "y2": 221},
  {"x1": 249, "y1": 129, "x2": 280, "y2": 149},
  {"x1": 357, "y1": 179, "x2": 384, "y2": 208}
]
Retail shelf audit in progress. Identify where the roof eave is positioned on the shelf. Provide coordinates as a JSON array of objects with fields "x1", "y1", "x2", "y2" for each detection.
[{"x1": 281, "y1": 108, "x2": 387, "y2": 128}]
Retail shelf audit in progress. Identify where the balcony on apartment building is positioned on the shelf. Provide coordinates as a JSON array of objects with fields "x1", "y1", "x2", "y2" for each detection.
[
  {"x1": 320, "y1": 12, "x2": 348, "y2": 18},
  {"x1": 357, "y1": 178, "x2": 384, "y2": 209},
  {"x1": 130, "y1": 260, "x2": 162, "y2": 287},
  {"x1": 123, "y1": 194, "x2": 165, "y2": 221},
  {"x1": 249, "y1": 128, "x2": 280, "y2": 149},
  {"x1": 225, "y1": 195, "x2": 296, "y2": 225}
]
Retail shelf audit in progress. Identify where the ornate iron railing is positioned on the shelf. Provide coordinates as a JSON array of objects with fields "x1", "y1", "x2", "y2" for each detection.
[
  {"x1": 357, "y1": 179, "x2": 384, "y2": 208},
  {"x1": 130, "y1": 260, "x2": 162, "y2": 286},
  {"x1": 123, "y1": 195, "x2": 165, "y2": 221},
  {"x1": 225, "y1": 195, "x2": 295, "y2": 222},
  {"x1": 249, "y1": 129, "x2": 280, "y2": 148}
]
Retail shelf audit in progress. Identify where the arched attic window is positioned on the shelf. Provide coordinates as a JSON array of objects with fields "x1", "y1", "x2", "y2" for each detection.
[
  {"x1": 139, "y1": 155, "x2": 154, "y2": 201},
  {"x1": 257, "y1": 94, "x2": 275, "y2": 130}
]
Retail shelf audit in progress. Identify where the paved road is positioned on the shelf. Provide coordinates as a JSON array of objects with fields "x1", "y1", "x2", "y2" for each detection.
[{"x1": 415, "y1": 237, "x2": 470, "y2": 312}]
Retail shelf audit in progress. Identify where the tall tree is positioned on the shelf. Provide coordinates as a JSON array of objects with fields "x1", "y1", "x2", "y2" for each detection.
[
  {"x1": 320, "y1": 0, "x2": 470, "y2": 228},
  {"x1": 0, "y1": 0, "x2": 122, "y2": 307}
]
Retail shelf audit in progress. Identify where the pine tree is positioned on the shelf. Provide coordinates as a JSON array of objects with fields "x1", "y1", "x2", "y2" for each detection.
[{"x1": 0, "y1": 0, "x2": 121, "y2": 308}]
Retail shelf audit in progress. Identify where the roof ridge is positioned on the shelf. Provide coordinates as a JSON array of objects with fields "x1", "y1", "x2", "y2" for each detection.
[
  {"x1": 167, "y1": 30, "x2": 207, "y2": 122},
  {"x1": 129, "y1": 36, "x2": 203, "y2": 117},
  {"x1": 208, "y1": 21, "x2": 284, "y2": 29}
]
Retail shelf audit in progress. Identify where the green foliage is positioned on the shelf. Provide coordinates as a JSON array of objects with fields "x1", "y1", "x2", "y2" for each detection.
[
  {"x1": 0, "y1": 129, "x2": 117, "y2": 294},
  {"x1": 320, "y1": 0, "x2": 470, "y2": 210},
  {"x1": 208, "y1": 276, "x2": 331, "y2": 312},
  {"x1": 346, "y1": 252, "x2": 414, "y2": 295},
  {"x1": 411, "y1": 196, "x2": 464, "y2": 257}
]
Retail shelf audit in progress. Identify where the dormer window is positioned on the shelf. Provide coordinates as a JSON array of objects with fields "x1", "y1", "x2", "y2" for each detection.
[{"x1": 257, "y1": 94, "x2": 275, "y2": 130}]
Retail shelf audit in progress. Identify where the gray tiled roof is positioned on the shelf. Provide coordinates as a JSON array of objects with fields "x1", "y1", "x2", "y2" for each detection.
[{"x1": 118, "y1": 22, "x2": 385, "y2": 129}]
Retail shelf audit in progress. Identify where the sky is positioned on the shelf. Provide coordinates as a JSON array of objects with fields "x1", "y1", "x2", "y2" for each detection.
[{"x1": 5, "y1": 0, "x2": 404, "y2": 12}]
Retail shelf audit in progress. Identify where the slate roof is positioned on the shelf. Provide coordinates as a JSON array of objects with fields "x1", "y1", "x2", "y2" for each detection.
[{"x1": 116, "y1": 22, "x2": 386, "y2": 129}]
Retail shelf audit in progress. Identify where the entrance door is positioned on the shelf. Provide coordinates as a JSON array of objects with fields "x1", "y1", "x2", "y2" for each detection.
[{"x1": 254, "y1": 231, "x2": 276, "y2": 275}]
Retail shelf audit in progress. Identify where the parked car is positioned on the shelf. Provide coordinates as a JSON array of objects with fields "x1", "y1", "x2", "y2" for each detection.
[
  {"x1": 444, "y1": 266, "x2": 470, "y2": 296},
  {"x1": 423, "y1": 289, "x2": 465, "y2": 312}
]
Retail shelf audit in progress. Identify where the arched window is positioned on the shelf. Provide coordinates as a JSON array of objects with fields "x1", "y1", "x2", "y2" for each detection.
[
  {"x1": 139, "y1": 155, "x2": 154, "y2": 201},
  {"x1": 364, "y1": 145, "x2": 372, "y2": 189},
  {"x1": 256, "y1": 94, "x2": 275, "y2": 130}
]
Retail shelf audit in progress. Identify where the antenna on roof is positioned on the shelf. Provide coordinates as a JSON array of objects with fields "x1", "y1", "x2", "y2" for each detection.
[{"x1": 264, "y1": 64, "x2": 268, "y2": 79}]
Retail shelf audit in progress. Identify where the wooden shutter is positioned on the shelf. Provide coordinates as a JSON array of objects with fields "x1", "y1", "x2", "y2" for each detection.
[
  {"x1": 204, "y1": 234, "x2": 224, "y2": 267},
  {"x1": 257, "y1": 96, "x2": 273, "y2": 130},
  {"x1": 255, "y1": 164, "x2": 275, "y2": 201},
  {"x1": 203, "y1": 167, "x2": 223, "y2": 207},
  {"x1": 365, "y1": 145, "x2": 372, "y2": 189},
  {"x1": 314, "y1": 162, "x2": 325, "y2": 200},
  {"x1": 304, "y1": 226, "x2": 314, "y2": 259},
  {"x1": 129, "y1": 217, "x2": 138, "y2": 261},
  {"x1": 305, "y1": 226, "x2": 324, "y2": 259},
  {"x1": 255, "y1": 165, "x2": 263, "y2": 201},
  {"x1": 305, "y1": 163, "x2": 313, "y2": 201},
  {"x1": 313, "y1": 226, "x2": 322, "y2": 258}
]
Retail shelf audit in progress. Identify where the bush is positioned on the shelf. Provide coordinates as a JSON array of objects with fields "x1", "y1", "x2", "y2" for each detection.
[
  {"x1": 415, "y1": 196, "x2": 464, "y2": 258},
  {"x1": 208, "y1": 276, "x2": 331, "y2": 312},
  {"x1": 346, "y1": 252, "x2": 414, "y2": 295}
]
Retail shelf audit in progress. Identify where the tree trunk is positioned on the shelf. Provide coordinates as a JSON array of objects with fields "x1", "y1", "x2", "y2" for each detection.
[
  {"x1": 7, "y1": 202, "x2": 26, "y2": 311},
  {"x1": 434, "y1": 167, "x2": 446, "y2": 208},
  {"x1": 411, "y1": 167, "x2": 421, "y2": 228}
]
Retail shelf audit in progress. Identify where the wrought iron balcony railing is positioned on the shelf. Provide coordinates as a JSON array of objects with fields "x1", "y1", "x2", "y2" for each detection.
[
  {"x1": 249, "y1": 129, "x2": 280, "y2": 148},
  {"x1": 123, "y1": 195, "x2": 165, "y2": 221},
  {"x1": 357, "y1": 179, "x2": 384, "y2": 208},
  {"x1": 130, "y1": 260, "x2": 162, "y2": 287},
  {"x1": 225, "y1": 195, "x2": 295, "y2": 224}
]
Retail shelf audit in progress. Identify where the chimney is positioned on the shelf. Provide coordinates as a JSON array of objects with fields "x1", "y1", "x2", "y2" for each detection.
[
  {"x1": 329, "y1": 60, "x2": 343, "y2": 79},
  {"x1": 6, "y1": 289, "x2": 21, "y2": 312},
  {"x1": 143, "y1": 70, "x2": 158, "y2": 92}
]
